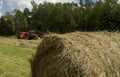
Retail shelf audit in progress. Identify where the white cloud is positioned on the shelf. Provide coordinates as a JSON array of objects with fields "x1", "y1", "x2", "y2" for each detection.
[
  {"x1": 0, "y1": 0, "x2": 3, "y2": 9},
  {"x1": 33, "y1": 0, "x2": 78, "y2": 3},
  {"x1": 56, "y1": 0, "x2": 78, "y2": 3},
  {"x1": 5, "y1": 0, "x2": 32, "y2": 11},
  {"x1": 5, "y1": 0, "x2": 78, "y2": 11},
  {"x1": 0, "y1": 12, "x2": 2, "y2": 18},
  {"x1": 2, "y1": 0, "x2": 120, "y2": 12},
  {"x1": 118, "y1": 0, "x2": 120, "y2": 3}
]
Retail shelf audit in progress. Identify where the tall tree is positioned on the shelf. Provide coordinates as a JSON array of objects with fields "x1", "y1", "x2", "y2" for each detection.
[
  {"x1": 0, "y1": 12, "x2": 15, "y2": 35},
  {"x1": 14, "y1": 9, "x2": 28, "y2": 31},
  {"x1": 23, "y1": 8, "x2": 32, "y2": 30}
]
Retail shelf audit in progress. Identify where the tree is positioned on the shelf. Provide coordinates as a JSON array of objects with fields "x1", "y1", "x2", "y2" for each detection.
[
  {"x1": 0, "y1": 12, "x2": 15, "y2": 35},
  {"x1": 14, "y1": 9, "x2": 28, "y2": 31}
]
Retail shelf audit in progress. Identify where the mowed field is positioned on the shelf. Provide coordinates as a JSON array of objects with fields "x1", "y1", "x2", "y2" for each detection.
[
  {"x1": 1, "y1": 32, "x2": 120, "y2": 77},
  {"x1": 0, "y1": 36, "x2": 42, "y2": 77}
]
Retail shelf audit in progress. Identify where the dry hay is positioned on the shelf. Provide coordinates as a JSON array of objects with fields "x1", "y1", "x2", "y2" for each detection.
[{"x1": 31, "y1": 32, "x2": 120, "y2": 77}]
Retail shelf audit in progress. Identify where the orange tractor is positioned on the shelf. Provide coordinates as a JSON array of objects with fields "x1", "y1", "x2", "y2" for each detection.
[{"x1": 17, "y1": 31, "x2": 39, "y2": 40}]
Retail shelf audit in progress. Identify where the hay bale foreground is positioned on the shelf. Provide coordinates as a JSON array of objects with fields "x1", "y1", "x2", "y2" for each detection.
[{"x1": 31, "y1": 32, "x2": 120, "y2": 77}]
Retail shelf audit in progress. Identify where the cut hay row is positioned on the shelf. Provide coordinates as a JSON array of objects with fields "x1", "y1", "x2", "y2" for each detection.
[{"x1": 31, "y1": 32, "x2": 120, "y2": 77}]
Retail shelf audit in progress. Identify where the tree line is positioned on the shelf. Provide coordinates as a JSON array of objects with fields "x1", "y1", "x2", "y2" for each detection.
[{"x1": 0, "y1": 0, "x2": 120, "y2": 36}]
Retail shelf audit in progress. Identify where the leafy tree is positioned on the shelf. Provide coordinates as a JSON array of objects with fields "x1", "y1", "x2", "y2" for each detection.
[
  {"x1": 1, "y1": 0, "x2": 120, "y2": 36},
  {"x1": 14, "y1": 9, "x2": 28, "y2": 31},
  {"x1": 23, "y1": 8, "x2": 31, "y2": 25},
  {"x1": 0, "y1": 12, "x2": 15, "y2": 35}
]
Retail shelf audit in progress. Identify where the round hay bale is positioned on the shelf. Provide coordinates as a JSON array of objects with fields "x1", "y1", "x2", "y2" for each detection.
[{"x1": 31, "y1": 32, "x2": 120, "y2": 77}]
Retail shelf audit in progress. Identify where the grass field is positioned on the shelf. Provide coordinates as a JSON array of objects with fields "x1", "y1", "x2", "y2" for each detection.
[
  {"x1": 0, "y1": 36, "x2": 42, "y2": 77},
  {"x1": 1, "y1": 32, "x2": 120, "y2": 77}
]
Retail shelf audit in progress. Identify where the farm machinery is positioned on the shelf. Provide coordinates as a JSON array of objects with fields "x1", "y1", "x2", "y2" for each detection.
[{"x1": 17, "y1": 31, "x2": 39, "y2": 40}]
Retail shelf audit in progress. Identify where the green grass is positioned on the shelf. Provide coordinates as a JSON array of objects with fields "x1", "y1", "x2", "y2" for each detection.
[{"x1": 0, "y1": 36, "x2": 41, "y2": 77}]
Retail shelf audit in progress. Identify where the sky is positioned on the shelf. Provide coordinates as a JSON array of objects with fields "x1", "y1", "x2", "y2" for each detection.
[
  {"x1": 0, "y1": 0, "x2": 119, "y2": 17},
  {"x1": 0, "y1": 0, "x2": 79, "y2": 17}
]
